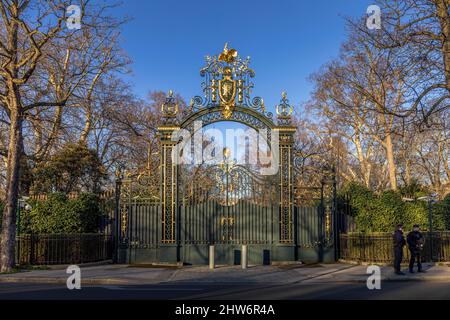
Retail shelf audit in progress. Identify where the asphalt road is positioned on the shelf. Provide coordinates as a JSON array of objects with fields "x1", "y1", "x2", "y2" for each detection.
[{"x1": 0, "y1": 281, "x2": 449, "y2": 300}]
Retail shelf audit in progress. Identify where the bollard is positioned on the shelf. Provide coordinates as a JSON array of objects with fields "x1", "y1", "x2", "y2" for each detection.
[
  {"x1": 242, "y1": 245, "x2": 248, "y2": 269},
  {"x1": 209, "y1": 245, "x2": 215, "y2": 270}
]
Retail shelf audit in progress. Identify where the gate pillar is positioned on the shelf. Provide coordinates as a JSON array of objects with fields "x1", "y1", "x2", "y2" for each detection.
[
  {"x1": 274, "y1": 92, "x2": 296, "y2": 260},
  {"x1": 277, "y1": 126, "x2": 295, "y2": 243},
  {"x1": 158, "y1": 92, "x2": 179, "y2": 261}
]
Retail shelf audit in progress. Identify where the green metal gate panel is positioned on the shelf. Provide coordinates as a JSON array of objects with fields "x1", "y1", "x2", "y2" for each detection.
[
  {"x1": 118, "y1": 200, "x2": 337, "y2": 264},
  {"x1": 295, "y1": 205, "x2": 335, "y2": 263},
  {"x1": 179, "y1": 200, "x2": 275, "y2": 265},
  {"x1": 124, "y1": 200, "x2": 160, "y2": 264}
]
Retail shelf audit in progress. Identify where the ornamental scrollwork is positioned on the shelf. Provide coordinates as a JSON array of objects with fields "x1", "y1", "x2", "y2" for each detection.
[
  {"x1": 276, "y1": 91, "x2": 294, "y2": 126},
  {"x1": 119, "y1": 167, "x2": 160, "y2": 201},
  {"x1": 186, "y1": 43, "x2": 273, "y2": 121},
  {"x1": 120, "y1": 205, "x2": 128, "y2": 240}
]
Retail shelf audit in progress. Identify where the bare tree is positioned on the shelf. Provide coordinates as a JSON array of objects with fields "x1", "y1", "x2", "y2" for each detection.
[
  {"x1": 0, "y1": 0, "x2": 125, "y2": 272},
  {"x1": 309, "y1": 32, "x2": 416, "y2": 190},
  {"x1": 354, "y1": 0, "x2": 450, "y2": 121}
]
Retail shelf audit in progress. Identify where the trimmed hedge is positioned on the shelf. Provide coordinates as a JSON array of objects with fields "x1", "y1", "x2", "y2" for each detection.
[
  {"x1": 340, "y1": 182, "x2": 448, "y2": 232},
  {"x1": 20, "y1": 193, "x2": 102, "y2": 234},
  {"x1": 436, "y1": 194, "x2": 450, "y2": 230}
]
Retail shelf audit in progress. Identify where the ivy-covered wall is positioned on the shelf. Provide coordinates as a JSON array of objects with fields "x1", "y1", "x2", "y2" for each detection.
[
  {"x1": 19, "y1": 193, "x2": 103, "y2": 234},
  {"x1": 340, "y1": 182, "x2": 450, "y2": 232}
]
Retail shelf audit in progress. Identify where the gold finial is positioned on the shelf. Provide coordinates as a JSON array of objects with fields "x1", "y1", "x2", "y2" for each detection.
[
  {"x1": 115, "y1": 166, "x2": 123, "y2": 180},
  {"x1": 161, "y1": 90, "x2": 178, "y2": 118},
  {"x1": 276, "y1": 91, "x2": 293, "y2": 118},
  {"x1": 223, "y1": 147, "x2": 231, "y2": 159},
  {"x1": 218, "y1": 42, "x2": 238, "y2": 63}
]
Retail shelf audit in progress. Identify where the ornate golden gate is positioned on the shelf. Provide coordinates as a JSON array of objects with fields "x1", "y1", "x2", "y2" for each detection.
[
  {"x1": 112, "y1": 44, "x2": 345, "y2": 265},
  {"x1": 155, "y1": 44, "x2": 296, "y2": 264}
]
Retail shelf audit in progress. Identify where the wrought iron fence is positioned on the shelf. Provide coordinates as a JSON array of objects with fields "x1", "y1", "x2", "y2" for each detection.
[
  {"x1": 340, "y1": 232, "x2": 450, "y2": 263},
  {"x1": 11, "y1": 233, "x2": 113, "y2": 265}
]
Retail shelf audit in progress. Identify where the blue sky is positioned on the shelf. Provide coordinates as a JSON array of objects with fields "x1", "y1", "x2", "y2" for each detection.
[{"x1": 113, "y1": 0, "x2": 372, "y2": 113}]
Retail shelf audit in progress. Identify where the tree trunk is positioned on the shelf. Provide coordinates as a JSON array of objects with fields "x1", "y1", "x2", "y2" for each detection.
[
  {"x1": 385, "y1": 133, "x2": 398, "y2": 191},
  {"x1": 79, "y1": 111, "x2": 91, "y2": 145},
  {"x1": 354, "y1": 133, "x2": 371, "y2": 188},
  {"x1": 405, "y1": 158, "x2": 412, "y2": 186},
  {"x1": 0, "y1": 2, "x2": 22, "y2": 273},
  {"x1": 0, "y1": 108, "x2": 23, "y2": 272},
  {"x1": 435, "y1": 0, "x2": 450, "y2": 93}
]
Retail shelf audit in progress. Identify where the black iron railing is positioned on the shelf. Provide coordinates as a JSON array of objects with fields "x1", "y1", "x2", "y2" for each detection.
[
  {"x1": 340, "y1": 232, "x2": 450, "y2": 263},
  {"x1": 12, "y1": 233, "x2": 113, "y2": 265}
]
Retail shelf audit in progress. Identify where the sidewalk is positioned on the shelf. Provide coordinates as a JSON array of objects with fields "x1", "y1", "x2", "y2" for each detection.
[
  {"x1": 0, "y1": 263, "x2": 449, "y2": 285},
  {"x1": 300, "y1": 263, "x2": 450, "y2": 283}
]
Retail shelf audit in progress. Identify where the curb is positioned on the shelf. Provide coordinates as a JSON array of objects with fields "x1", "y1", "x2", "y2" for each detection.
[
  {"x1": 0, "y1": 277, "x2": 128, "y2": 285},
  {"x1": 1, "y1": 275, "x2": 449, "y2": 285},
  {"x1": 338, "y1": 259, "x2": 390, "y2": 266},
  {"x1": 295, "y1": 274, "x2": 450, "y2": 283},
  {"x1": 45, "y1": 260, "x2": 114, "y2": 270},
  {"x1": 271, "y1": 261, "x2": 304, "y2": 266},
  {"x1": 338, "y1": 259, "x2": 450, "y2": 267},
  {"x1": 383, "y1": 276, "x2": 450, "y2": 282}
]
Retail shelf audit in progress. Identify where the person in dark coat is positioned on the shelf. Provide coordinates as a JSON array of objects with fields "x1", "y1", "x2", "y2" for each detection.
[
  {"x1": 407, "y1": 224, "x2": 425, "y2": 273},
  {"x1": 393, "y1": 224, "x2": 406, "y2": 275}
]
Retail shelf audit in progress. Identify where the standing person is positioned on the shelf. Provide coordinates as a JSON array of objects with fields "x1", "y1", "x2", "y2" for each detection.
[
  {"x1": 393, "y1": 224, "x2": 406, "y2": 275},
  {"x1": 407, "y1": 224, "x2": 425, "y2": 273}
]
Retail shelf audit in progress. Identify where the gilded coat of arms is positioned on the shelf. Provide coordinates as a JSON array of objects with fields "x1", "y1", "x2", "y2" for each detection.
[{"x1": 218, "y1": 67, "x2": 236, "y2": 119}]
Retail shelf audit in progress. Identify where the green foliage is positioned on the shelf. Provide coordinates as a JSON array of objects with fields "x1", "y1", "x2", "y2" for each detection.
[
  {"x1": 444, "y1": 194, "x2": 450, "y2": 229},
  {"x1": 31, "y1": 143, "x2": 106, "y2": 194},
  {"x1": 67, "y1": 193, "x2": 102, "y2": 233},
  {"x1": 342, "y1": 182, "x2": 448, "y2": 232},
  {"x1": 339, "y1": 182, "x2": 374, "y2": 217},
  {"x1": 402, "y1": 201, "x2": 425, "y2": 229},
  {"x1": 398, "y1": 180, "x2": 429, "y2": 199},
  {"x1": 23, "y1": 193, "x2": 102, "y2": 234},
  {"x1": 434, "y1": 194, "x2": 450, "y2": 230},
  {"x1": 371, "y1": 191, "x2": 405, "y2": 232}
]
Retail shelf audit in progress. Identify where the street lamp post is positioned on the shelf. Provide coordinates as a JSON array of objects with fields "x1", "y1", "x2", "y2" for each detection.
[
  {"x1": 16, "y1": 197, "x2": 32, "y2": 264},
  {"x1": 427, "y1": 199, "x2": 433, "y2": 232},
  {"x1": 17, "y1": 199, "x2": 22, "y2": 264},
  {"x1": 16, "y1": 197, "x2": 32, "y2": 265},
  {"x1": 428, "y1": 199, "x2": 433, "y2": 260},
  {"x1": 25, "y1": 204, "x2": 32, "y2": 225},
  {"x1": 418, "y1": 194, "x2": 438, "y2": 261},
  {"x1": 402, "y1": 193, "x2": 438, "y2": 261}
]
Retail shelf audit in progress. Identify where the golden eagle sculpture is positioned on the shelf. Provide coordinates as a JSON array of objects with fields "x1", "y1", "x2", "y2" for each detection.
[{"x1": 218, "y1": 43, "x2": 238, "y2": 63}]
